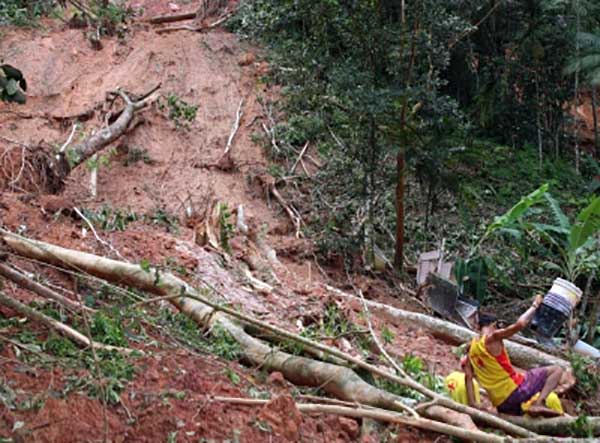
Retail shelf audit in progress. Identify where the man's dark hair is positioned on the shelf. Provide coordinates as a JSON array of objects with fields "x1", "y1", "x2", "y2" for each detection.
[{"x1": 478, "y1": 312, "x2": 498, "y2": 328}]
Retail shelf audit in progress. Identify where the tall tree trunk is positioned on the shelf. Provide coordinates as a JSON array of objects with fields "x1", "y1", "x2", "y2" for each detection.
[
  {"x1": 574, "y1": 0, "x2": 581, "y2": 173},
  {"x1": 587, "y1": 290, "x2": 600, "y2": 345},
  {"x1": 394, "y1": 150, "x2": 405, "y2": 269},
  {"x1": 535, "y1": 74, "x2": 543, "y2": 169},
  {"x1": 593, "y1": 86, "x2": 599, "y2": 156}
]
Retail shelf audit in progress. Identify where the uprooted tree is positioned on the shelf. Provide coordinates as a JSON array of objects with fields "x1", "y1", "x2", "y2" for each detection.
[
  {"x1": 0, "y1": 85, "x2": 159, "y2": 194},
  {"x1": 0, "y1": 228, "x2": 598, "y2": 441}
]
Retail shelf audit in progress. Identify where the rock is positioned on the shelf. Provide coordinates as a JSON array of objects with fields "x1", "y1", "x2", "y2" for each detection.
[{"x1": 257, "y1": 394, "x2": 302, "y2": 441}]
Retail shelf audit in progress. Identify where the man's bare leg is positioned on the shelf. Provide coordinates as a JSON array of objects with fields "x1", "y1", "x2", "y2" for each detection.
[{"x1": 528, "y1": 366, "x2": 563, "y2": 417}]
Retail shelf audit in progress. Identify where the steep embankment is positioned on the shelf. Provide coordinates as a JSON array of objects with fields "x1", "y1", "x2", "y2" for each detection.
[{"x1": 0, "y1": 2, "x2": 486, "y2": 442}]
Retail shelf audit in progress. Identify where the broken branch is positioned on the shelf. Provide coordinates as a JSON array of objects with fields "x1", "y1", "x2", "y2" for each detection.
[
  {"x1": 0, "y1": 290, "x2": 136, "y2": 354},
  {"x1": 0, "y1": 262, "x2": 93, "y2": 313},
  {"x1": 224, "y1": 98, "x2": 244, "y2": 156},
  {"x1": 290, "y1": 141, "x2": 310, "y2": 174}
]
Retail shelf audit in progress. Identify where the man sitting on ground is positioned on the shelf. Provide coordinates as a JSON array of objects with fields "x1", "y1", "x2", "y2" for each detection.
[{"x1": 464, "y1": 295, "x2": 566, "y2": 417}]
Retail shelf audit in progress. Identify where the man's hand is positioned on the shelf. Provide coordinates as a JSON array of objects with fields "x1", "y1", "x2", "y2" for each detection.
[{"x1": 488, "y1": 294, "x2": 543, "y2": 342}]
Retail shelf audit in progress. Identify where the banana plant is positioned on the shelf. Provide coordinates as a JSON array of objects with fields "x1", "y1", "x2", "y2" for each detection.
[
  {"x1": 456, "y1": 183, "x2": 550, "y2": 301},
  {"x1": 528, "y1": 194, "x2": 600, "y2": 283}
]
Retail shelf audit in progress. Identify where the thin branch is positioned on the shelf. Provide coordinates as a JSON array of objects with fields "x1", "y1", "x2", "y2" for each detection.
[
  {"x1": 290, "y1": 141, "x2": 310, "y2": 174},
  {"x1": 223, "y1": 99, "x2": 244, "y2": 156},
  {"x1": 59, "y1": 123, "x2": 78, "y2": 154},
  {"x1": 73, "y1": 207, "x2": 128, "y2": 262},
  {"x1": 0, "y1": 263, "x2": 93, "y2": 313}
]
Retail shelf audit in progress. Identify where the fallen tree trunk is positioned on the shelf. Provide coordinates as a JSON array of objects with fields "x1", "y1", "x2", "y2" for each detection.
[
  {"x1": 326, "y1": 285, "x2": 572, "y2": 371},
  {"x1": 211, "y1": 397, "x2": 594, "y2": 443},
  {"x1": 62, "y1": 85, "x2": 160, "y2": 175},
  {"x1": 500, "y1": 415, "x2": 600, "y2": 437},
  {"x1": 0, "y1": 231, "x2": 411, "y2": 411},
  {"x1": 52, "y1": 87, "x2": 159, "y2": 189},
  {"x1": 0, "y1": 230, "x2": 534, "y2": 438},
  {"x1": 144, "y1": 11, "x2": 197, "y2": 24}
]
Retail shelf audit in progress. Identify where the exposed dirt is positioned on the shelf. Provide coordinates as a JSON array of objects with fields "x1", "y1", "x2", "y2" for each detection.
[{"x1": 0, "y1": 2, "x2": 552, "y2": 442}]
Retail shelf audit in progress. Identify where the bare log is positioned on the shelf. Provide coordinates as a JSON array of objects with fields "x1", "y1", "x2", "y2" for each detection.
[
  {"x1": 155, "y1": 13, "x2": 232, "y2": 34},
  {"x1": 144, "y1": 11, "x2": 197, "y2": 24},
  {"x1": 0, "y1": 231, "x2": 534, "y2": 438},
  {"x1": 326, "y1": 285, "x2": 572, "y2": 371},
  {"x1": 421, "y1": 405, "x2": 479, "y2": 433},
  {"x1": 500, "y1": 415, "x2": 600, "y2": 436},
  {"x1": 0, "y1": 263, "x2": 93, "y2": 313},
  {"x1": 211, "y1": 397, "x2": 593, "y2": 443},
  {"x1": 0, "y1": 291, "x2": 135, "y2": 354}
]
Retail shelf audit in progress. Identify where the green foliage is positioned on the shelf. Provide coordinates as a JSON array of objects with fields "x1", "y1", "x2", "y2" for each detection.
[
  {"x1": 569, "y1": 414, "x2": 595, "y2": 438},
  {"x1": 223, "y1": 367, "x2": 241, "y2": 385},
  {"x1": 148, "y1": 207, "x2": 180, "y2": 234},
  {"x1": 159, "y1": 94, "x2": 198, "y2": 128},
  {"x1": 0, "y1": 0, "x2": 54, "y2": 26},
  {"x1": 65, "y1": 351, "x2": 136, "y2": 405},
  {"x1": 218, "y1": 202, "x2": 235, "y2": 253},
  {"x1": 89, "y1": 0, "x2": 135, "y2": 37},
  {"x1": 90, "y1": 311, "x2": 128, "y2": 346},
  {"x1": 122, "y1": 146, "x2": 155, "y2": 166},
  {"x1": 85, "y1": 147, "x2": 116, "y2": 171},
  {"x1": 376, "y1": 354, "x2": 444, "y2": 400},
  {"x1": 0, "y1": 63, "x2": 27, "y2": 104},
  {"x1": 81, "y1": 205, "x2": 138, "y2": 231},
  {"x1": 234, "y1": 0, "x2": 471, "y2": 262},
  {"x1": 44, "y1": 332, "x2": 78, "y2": 357},
  {"x1": 381, "y1": 326, "x2": 394, "y2": 345},
  {"x1": 209, "y1": 324, "x2": 242, "y2": 361},
  {"x1": 570, "y1": 352, "x2": 600, "y2": 397},
  {"x1": 564, "y1": 32, "x2": 600, "y2": 86}
]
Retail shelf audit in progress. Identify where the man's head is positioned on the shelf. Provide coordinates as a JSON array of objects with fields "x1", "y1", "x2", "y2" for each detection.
[{"x1": 477, "y1": 312, "x2": 498, "y2": 332}]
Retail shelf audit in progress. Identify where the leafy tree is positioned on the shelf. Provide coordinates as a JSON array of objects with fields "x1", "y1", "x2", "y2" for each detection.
[{"x1": 235, "y1": 0, "x2": 471, "y2": 269}]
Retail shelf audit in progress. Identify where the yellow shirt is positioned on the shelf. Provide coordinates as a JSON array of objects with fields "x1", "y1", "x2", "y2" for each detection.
[
  {"x1": 468, "y1": 336, "x2": 524, "y2": 407},
  {"x1": 445, "y1": 371, "x2": 481, "y2": 405}
]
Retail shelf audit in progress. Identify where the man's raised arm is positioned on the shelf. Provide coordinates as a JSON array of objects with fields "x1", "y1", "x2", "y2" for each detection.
[{"x1": 488, "y1": 294, "x2": 543, "y2": 342}]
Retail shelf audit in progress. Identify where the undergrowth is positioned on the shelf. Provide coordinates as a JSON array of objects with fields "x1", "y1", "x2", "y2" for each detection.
[{"x1": 158, "y1": 94, "x2": 198, "y2": 129}]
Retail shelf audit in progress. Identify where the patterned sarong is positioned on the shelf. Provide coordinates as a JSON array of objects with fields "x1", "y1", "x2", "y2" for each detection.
[{"x1": 497, "y1": 367, "x2": 548, "y2": 415}]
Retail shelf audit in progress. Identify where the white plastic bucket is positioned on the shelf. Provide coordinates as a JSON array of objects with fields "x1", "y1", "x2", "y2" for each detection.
[
  {"x1": 573, "y1": 340, "x2": 600, "y2": 359},
  {"x1": 549, "y1": 278, "x2": 582, "y2": 307}
]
